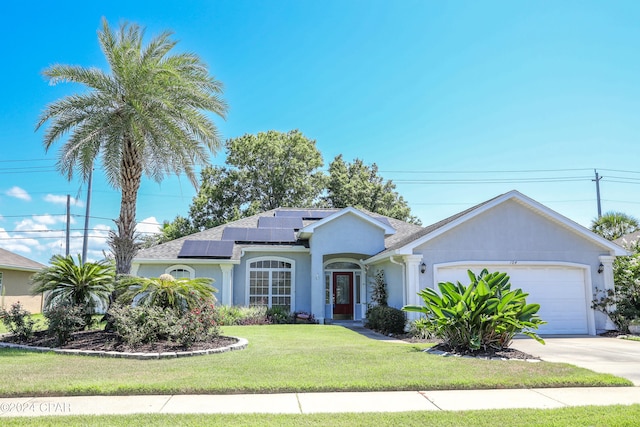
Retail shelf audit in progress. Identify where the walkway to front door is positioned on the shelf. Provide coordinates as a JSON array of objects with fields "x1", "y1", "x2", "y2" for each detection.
[{"x1": 333, "y1": 272, "x2": 353, "y2": 320}]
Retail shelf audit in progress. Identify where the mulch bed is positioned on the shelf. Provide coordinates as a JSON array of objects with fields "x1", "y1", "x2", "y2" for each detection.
[
  {"x1": 428, "y1": 342, "x2": 539, "y2": 360},
  {"x1": 1, "y1": 330, "x2": 238, "y2": 353},
  {"x1": 368, "y1": 328, "x2": 537, "y2": 360}
]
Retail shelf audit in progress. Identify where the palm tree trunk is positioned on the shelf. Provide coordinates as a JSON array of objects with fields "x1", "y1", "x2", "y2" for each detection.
[{"x1": 110, "y1": 136, "x2": 143, "y2": 275}]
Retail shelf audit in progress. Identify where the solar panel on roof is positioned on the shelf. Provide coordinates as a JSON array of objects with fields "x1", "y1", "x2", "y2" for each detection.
[
  {"x1": 275, "y1": 210, "x2": 305, "y2": 218},
  {"x1": 258, "y1": 216, "x2": 304, "y2": 229},
  {"x1": 222, "y1": 227, "x2": 249, "y2": 241},
  {"x1": 222, "y1": 227, "x2": 296, "y2": 243},
  {"x1": 275, "y1": 209, "x2": 335, "y2": 220},
  {"x1": 306, "y1": 210, "x2": 334, "y2": 219},
  {"x1": 178, "y1": 240, "x2": 234, "y2": 258}
]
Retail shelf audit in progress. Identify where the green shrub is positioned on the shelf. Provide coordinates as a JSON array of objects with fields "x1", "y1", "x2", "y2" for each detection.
[
  {"x1": 592, "y1": 242, "x2": 640, "y2": 332},
  {"x1": 266, "y1": 306, "x2": 293, "y2": 324},
  {"x1": 403, "y1": 269, "x2": 546, "y2": 351},
  {"x1": 0, "y1": 302, "x2": 35, "y2": 341},
  {"x1": 109, "y1": 302, "x2": 222, "y2": 349},
  {"x1": 175, "y1": 303, "x2": 221, "y2": 348},
  {"x1": 365, "y1": 305, "x2": 406, "y2": 334},
  {"x1": 408, "y1": 317, "x2": 434, "y2": 340},
  {"x1": 44, "y1": 303, "x2": 87, "y2": 346},
  {"x1": 108, "y1": 304, "x2": 178, "y2": 347},
  {"x1": 215, "y1": 305, "x2": 270, "y2": 326}
]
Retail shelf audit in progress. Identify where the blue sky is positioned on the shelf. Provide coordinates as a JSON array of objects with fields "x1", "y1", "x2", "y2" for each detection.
[{"x1": 2, "y1": 0, "x2": 640, "y2": 265}]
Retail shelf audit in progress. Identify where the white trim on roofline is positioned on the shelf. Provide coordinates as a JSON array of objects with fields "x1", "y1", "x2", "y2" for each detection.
[
  {"x1": 240, "y1": 246, "x2": 309, "y2": 255},
  {"x1": 298, "y1": 207, "x2": 396, "y2": 239},
  {"x1": 364, "y1": 190, "x2": 627, "y2": 265},
  {"x1": 132, "y1": 258, "x2": 240, "y2": 266},
  {"x1": 0, "y1": 264, "x2": 44, "y2": 272}
]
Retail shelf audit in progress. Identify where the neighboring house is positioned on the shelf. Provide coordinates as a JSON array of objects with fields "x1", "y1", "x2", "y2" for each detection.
[
  {"x1": 133, "y1": 190, "x2": 626, "y2": 335},
  {"x1": 0, "y1": 248, "x2": 45, "y2": 313},
  {"x1": 614, "y1": 230, "x2": 640, "y2": 248}
]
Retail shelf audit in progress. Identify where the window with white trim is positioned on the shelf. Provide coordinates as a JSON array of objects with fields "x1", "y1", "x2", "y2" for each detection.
[
  {"x1": 248, "y1": 259, "x2": 293, "y2": 310},
  {"x1": 165, "y1": 265, "x2": 195, "y2": 279},
  {"x1": 0, "y1": 272, "x2": 3, "y2": 296}
]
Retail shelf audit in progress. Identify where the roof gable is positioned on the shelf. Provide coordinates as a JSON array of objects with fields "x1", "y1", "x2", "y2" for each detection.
[
  {"x1": 382, "y1": 190, "x2": 627, "y2": 258},
  {"x1": 298, "y1": 207, "x2": 396, "y2": 238}
]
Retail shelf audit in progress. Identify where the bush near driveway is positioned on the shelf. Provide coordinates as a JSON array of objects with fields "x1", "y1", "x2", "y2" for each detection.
[{"x1": 403, "y1": 269, "x2": 545, "y2": 352}]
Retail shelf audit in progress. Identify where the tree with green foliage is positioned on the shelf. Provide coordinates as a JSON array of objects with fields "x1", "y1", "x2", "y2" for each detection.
[
  {"x1": 36, "y1": 19, "x2": 227, "y2": 274},
  {"x1": 592, "y1": 239, "x2": 640, "y2": 332},
  {"x1": 325, "y1": 155, "x2": 421, "y2": 224},
  {"x1": 591, "y1": 211, "x2": 639, "y2": 241},
  {"x1": 31, "y1": 255, "x2": 115, "y2": 325},
  {"x1": 161, "y1": 130, "x2": 324, "y2": 237}
]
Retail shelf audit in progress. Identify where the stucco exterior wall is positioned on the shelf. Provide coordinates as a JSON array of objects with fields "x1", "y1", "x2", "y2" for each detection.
[
  {"x1": 0, "y1": 269, "x2": 43, "y2": 313},
  {"x1": 414, "y1": 200, "x2": 608, "y2": 292},
  {"x1": 367, "y1": 261, "x2": 404, "y2": 309},
  {"x1": 135, "y1": 263, "x2": 225, "y2": 303},
  {"x1": 311, "y1": 214, "x2": 386, "y2": 256}
]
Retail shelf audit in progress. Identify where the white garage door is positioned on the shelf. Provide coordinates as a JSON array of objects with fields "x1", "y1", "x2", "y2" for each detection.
[{"x1": 435, "y1": 265, "x2": 590, "y2": 335}]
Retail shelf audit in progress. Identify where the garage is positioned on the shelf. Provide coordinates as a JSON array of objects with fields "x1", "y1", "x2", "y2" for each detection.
[{"x1": 434, "y1": 264, "x2": 592, "y2": 335}]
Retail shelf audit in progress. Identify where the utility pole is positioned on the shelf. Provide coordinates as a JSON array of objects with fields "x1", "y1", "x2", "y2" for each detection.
[
  {"x1": 65, "y1": 195, "x2": 70, "y2": 256},
  {"x1": 82, "y1": 166, "x2": 93, "y2": 264},
  {"x1": 593, "y1": 169, "x2": 602, "y2": 219}
]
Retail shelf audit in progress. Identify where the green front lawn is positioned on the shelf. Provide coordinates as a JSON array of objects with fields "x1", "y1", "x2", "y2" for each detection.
[
  {"x1": 4, "y1": 405, "x2": 640, "y2": 426},
  {"x1": 0, "y1": 325, "x2": 630, "y2": 397}
]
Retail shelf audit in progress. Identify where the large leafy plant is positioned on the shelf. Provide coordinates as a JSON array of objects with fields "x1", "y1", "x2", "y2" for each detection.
[
  {"x1": 403, "y1": 269, "x2": 545, "y2": 351},
  {"x1": 117, "y1": 274, "x2": 217, "y2": 313},
  {"x1": 31, "y1": 254, "x2": 115, "y2": 325}
]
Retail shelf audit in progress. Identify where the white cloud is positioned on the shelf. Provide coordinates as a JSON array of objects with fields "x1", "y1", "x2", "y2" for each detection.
[
  {"x1": 44, "y1": 194, "x2": 85, "y2": 208},
  {"x1": 32, "y1": 214, "x2": 59, "y2": 225},
  {"x1": 0, "y1": 228, "x2": 39, "y2": 254},
  {"x1": 6, "y1": 186, "x2": 31, "y2": 201},
  {"x1": 136, "y1": 217, "x2": 161, "y2": 235}
]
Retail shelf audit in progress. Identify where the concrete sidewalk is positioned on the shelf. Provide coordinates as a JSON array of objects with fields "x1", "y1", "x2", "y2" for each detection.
[{"x1": 1, "y1": 387, "x2": 639, "y2": 417}]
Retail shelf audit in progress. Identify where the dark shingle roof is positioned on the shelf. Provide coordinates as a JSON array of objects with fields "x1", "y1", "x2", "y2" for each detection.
[
  {"x1": 0, "y1": 248, "x2": 46, "y2": 270},
  {"x1": 135, "y1": 207, "x2": 423, "y2": 261},
  {"x1": 374, "y1": 193, "x2": 504, "y2": 256}
]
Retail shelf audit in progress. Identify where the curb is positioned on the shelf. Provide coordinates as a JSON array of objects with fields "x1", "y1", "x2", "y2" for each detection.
[{"x1": 0, "y1": 337, "x2": 248, "y2": 360}]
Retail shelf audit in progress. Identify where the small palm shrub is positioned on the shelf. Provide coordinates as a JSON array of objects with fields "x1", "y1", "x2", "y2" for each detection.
[
  {"x1": 365, "y1": 305, "x2": 406, "y2": 334},
  {"x1": 0, "y1": 302, "x2": 36, "y2": 341},
  {"x1": 31, "y1": 254, "x2": 115, "y2": 325},
  {"x1": 117, "y1": 274, "x2": 217, "y2": 313},
  {"x1": 403, "y1": 269, "x2": 546, "y2": 351},
  {"x1": 44, "y1": 303, "x2": 87, "y2": 346}
]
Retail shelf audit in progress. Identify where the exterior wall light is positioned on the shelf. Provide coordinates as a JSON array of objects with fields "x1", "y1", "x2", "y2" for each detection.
[
  {"x1": 597, "y1": 263, "x2": 604, "y2": 274},
  {"x1": 420, "y1": 262, "x2": 427, "y2": 274}
]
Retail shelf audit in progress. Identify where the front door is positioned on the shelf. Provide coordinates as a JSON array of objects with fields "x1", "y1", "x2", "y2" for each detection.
[{"x1": 333, "y1": 272, "x2": 354, "y2": 319}]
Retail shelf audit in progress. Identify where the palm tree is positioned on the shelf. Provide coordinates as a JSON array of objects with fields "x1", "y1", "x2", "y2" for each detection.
[
  {"x1": 591, "y1": 211, "x2": 640, "y2": 241},
  {"x1": 36, "y1": 19, "x2": 227, "y2": 274},
  {"x1": 31, "y1": 255, "x2": 115, "y2": 324},
  {"x1": 117, "y1": 274, "x2": 217, "y2": 313}
]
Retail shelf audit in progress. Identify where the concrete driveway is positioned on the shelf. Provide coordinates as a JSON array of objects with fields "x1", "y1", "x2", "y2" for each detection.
[{"x1": 512, "y1": 336, "x2": 640, "y2": 386}]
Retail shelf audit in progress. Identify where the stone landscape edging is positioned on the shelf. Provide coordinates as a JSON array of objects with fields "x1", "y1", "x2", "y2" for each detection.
[{"x1": 0, "y1": 336, "x2": 248, "y2": 360}]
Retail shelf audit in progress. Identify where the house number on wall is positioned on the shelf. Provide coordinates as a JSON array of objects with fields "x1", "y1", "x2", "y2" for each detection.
[{"x1": 510, "y1": 260, "x2": 518, "y2": 264}]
